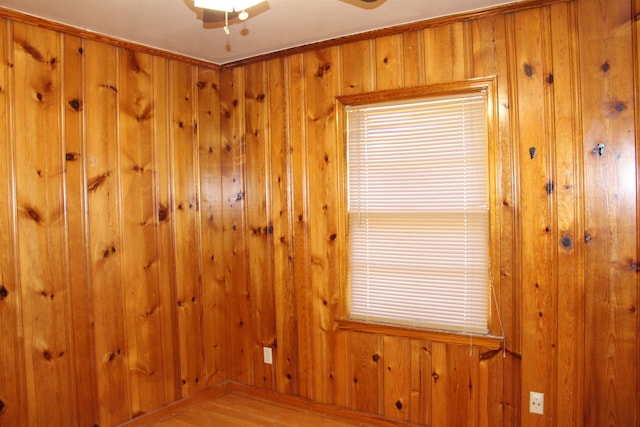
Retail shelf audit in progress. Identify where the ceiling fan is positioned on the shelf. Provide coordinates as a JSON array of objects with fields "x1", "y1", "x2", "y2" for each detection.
[{"x1": 196, "y1": 0, "x2": 383, "y2": 30}]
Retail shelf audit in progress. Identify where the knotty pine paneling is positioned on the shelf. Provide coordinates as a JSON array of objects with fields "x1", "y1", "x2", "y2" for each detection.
[
  {"x1": 13, "y1": 23, "x2": 77, "y2": 426},
  {"x1": 217, "y1": 1, "x2": 638, "y2": 426},
  {"x1": 0, "y1": 18, "x2": 223, "y2": 427},
  {"x1": 197, "y1": 66, "x2": 228, "y2": 389},
  {"x1": 578, "y1": 0, "x2": 638, "y2": 425},
  {"x1": 0, "y1": 18, "x2": 28, "y2": 427}
]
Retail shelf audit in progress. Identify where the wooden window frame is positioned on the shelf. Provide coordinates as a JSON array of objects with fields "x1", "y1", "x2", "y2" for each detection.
[{"x1": 334, "y1": 78, "x2": 503, "y2": 349}]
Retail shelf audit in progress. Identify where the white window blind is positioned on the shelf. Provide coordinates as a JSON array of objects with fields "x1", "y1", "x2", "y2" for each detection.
[{"x1": 346, "y1": 91, "x2": 489, "y2": 334}]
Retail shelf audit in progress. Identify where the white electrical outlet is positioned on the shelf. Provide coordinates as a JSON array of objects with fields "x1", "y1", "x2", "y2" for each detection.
[
  {"x1": 529, "y1": 391, "x2": 544, "y2": 415},
  {"x1": 263, "y1": 347, "x2": 273, "y2": 364}
]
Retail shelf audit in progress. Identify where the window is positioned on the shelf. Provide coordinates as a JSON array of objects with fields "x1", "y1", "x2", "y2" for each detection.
[{"x1": 342, "y1": 81, "x2": 493, "y2": 335}]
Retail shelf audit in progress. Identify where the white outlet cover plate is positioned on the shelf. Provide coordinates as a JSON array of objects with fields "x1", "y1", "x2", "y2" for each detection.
[{"x1": 529, "y1": 391, "x2": 544, "y2": 415}]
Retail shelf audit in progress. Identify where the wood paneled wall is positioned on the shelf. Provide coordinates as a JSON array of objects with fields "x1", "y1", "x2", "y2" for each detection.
[
  {"x1": 0, "y1": 0, "x2": 638, "y2": 426},
  {"x1": 217, "y1": 0, "x2": 638, "y2": 426},
  {"x1": 0, "y1": 21, "x2": 225, "y2": 427}
]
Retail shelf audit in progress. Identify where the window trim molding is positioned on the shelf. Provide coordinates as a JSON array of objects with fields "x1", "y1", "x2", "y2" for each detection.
[{"x1": 335, "y1": 77, "x2": 502, "y2": 341}]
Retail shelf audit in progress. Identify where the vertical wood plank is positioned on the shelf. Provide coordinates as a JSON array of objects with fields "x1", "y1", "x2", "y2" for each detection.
[
  {"x1": 119, "y1": 48, "x2": 167, "y2": 415},
  {"x1": 471, "y1": 14, "x2": 513, "y2": 427},
  {"x1": 635, "y1": 0, "x2": 640, "y2": 420},
  {"x1": 431, "y1": 344, "x2": 480, "y2": 427},
  {"x1": 0, "y1": 17, "x2": 28, "y2": 427},
  {"x1": 423, "y1": 22, "x2": 469, "y2": 84},
  {"x1": 220, "y1": 67, "x2": 253, "y2": 384},
  {"x1": 244, "y1": 61, "x2": 277, "y2": 390},
  {"x1": 197, "y1": 66, "x2": 228, "y2": 387},
  {"x1": 402, "y1": 30, "x2": 425, "y2": 88},
  {"x1": 12, "y1": 23, "x2": 78, "y2": 426},
  {"x1": 288, "y1": 53, "x2": 313, "y2": 399},
  {"x1": 152, "y1": 55, "x2": 181, "y2": 404},
  {"x1": 549, "y1": 2, "x2": 584, "y2": 426},
  {"x1": 84, "y1": 39, "x2": 131, "y2": 426},
  {"x1": 578, "y1": 0, "x2": 638, "y2": 425},
  {"x1": 169, "y1": 60, "x2": 205, "y2": 397},
  {"x1": 349, "y1": 332, "x2": 382, "y2": 415},
  {"x1": 409, "y1": 340, "x2": 432, "y2": 425},
  {"x1": 340, "y1": 40, "x2": 374, "y2": 95},
  {"x1": 304, "y1": 46, "x2": 349, "y2": 407},
  {"x1": 382, "y1": 337, "x2": 411, "y2": 421},
  {"x1": 63, "y1": 34, "x2": 100, "y2": 427},
  {"x1": 375, "y1": 34, "x2": 403, "y2": 90},
  {"x1": 267, "y1": 57, "x2": 299, "y2": 396},
  {"x1": 510, "y1": 7, "x2": 558, "y2": 426}
]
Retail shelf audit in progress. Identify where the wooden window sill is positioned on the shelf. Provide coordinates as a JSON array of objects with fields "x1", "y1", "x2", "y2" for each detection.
[{"x1": 337, "y1": 318, "x2": 503, "y2": 350}]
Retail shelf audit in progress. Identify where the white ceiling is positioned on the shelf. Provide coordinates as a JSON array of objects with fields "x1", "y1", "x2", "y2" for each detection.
[{"x1": 0, "y1": 0, "x2": 521, "y2": 65}]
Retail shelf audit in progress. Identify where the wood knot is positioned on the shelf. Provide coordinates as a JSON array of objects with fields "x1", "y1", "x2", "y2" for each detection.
[
  {"x1": 315, "y1": 62, "x2": 331, "y2": 78},
  {"x1": 158, "y1": 205, "x2": 168, "y2": 221},
  {"x1": 372, "y1": 354, "x2": 379, "y2": 362},
  {"x1": 584, "y1": 232, "x2": 593, "y2": 244},
  {"x1": 523, "y1": 63, "x2": 533, "y2": 77},
  {"x1": 432, "y1": 371, "x2": 439, "y2": 382},
  {"x1": 21, "y1": 42, "x2": 46, "y2": 62},
  {"x1": 100, "y1": 84, "x2": 118, "y2": 93},
  {"x1": 102, "y1": 246, "x2": 117, "y2": 258},
  {"x1": 328, "y1": 233, "x2": 337, "y2": 241},
  {"x1": 256, "y1": 93, "x2": 265, "y2": 102},
  {"x1": 395, "y1": 400, "x2": 403, "y2": 410},
  {"x1": 561, "y1": 234, "x2": 573, "y2": 250},
  {"x1": 196, "y1": 81, "x2": 206, "y2": 89},
  {"x1": 601, "y1": 61, "x2": 610, "y2": 72},
  {"x1": 0, "y1": 285, "x2": 8, "y2": 299},
  {"x1": 87, "y1": 171, "x2": 111, "y2": 192},
  {"x1": 65, "y1": 152, "x2": 80, "y2": 161},
  {"x1": 546, "y1": 74, "x2": 554, "y2": 84},
  {"x1": 545, "y1": 181, "x2": 554, "y2": 194},
  {"x1": 0, "y1": 399, "x2": 5, "y2": 413},
  {"x1": 68, "y1": 98, "x2": 82, "y2": 111},
  {"x1": 27, "y1": 207, "x2": 42, "y2": 223}
]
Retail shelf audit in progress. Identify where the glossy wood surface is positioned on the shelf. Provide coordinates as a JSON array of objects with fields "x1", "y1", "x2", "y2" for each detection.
[{"x1": 119, "y1": 383, "x2": 417, "y2": 427}]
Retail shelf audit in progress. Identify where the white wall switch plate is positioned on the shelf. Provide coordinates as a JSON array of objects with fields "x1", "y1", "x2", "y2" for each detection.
[{"x1": 263, "y1": 347, "x2": 273, "y2": 364}]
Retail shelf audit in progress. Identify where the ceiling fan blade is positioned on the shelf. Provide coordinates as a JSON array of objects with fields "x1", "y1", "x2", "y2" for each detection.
[
  {"x1": 202, "y1": 9, "x2": 239, "y2": 23},
  {"x1": 340, "y1": 0, "x2": 385, "y2": 9}
]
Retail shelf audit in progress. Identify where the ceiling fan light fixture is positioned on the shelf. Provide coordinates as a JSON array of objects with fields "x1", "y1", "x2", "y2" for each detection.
[{"x1": 194, "y1": 0, "x2": 265, "y2": 13}]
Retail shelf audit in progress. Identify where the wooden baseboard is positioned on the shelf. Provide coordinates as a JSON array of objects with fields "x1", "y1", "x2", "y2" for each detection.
[{"x1": 118, "y1": 381, "x2": 419, "y2": 427}]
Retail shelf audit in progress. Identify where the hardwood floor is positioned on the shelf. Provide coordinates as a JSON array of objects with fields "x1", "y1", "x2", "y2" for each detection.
[
  {"x1": 145, "y1": 393, "x2": 376, "y2": 426},
  {"x1": 119, "y1": 383, "x2": 415, "y2": 427}
]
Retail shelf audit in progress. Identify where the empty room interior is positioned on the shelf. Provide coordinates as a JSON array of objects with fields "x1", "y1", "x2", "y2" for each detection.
[{"x1": 0, "y1": 0, "x2": 638, "y2": 425}]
